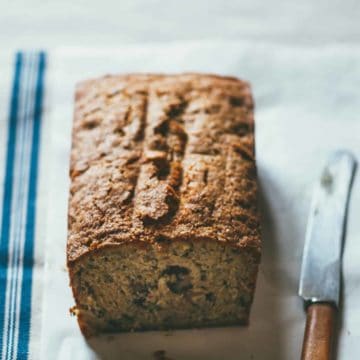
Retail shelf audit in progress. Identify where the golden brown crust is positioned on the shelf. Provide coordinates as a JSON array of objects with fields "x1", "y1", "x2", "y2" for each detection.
[{"x1": 67, "y1": 73, "x2": 261, "y2": 265}]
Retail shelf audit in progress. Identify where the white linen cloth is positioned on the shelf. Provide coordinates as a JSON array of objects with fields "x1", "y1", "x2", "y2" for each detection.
[{"x1": 14, "y1": 42, "x2": 360, "y2": 359}]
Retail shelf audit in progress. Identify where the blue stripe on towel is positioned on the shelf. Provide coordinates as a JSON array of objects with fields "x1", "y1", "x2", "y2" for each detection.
[
  {"x1": 0, "y1": 53, "x2": 23, "y2": 360},
  {"x1": 18, "y1": 51, "x2": 46, "y2": 359},
  {"x1": 0, "y1": 51, "x2": 46, "y2": 360}
]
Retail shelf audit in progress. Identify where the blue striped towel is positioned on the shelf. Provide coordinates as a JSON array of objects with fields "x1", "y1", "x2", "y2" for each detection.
[{"x1": 0, "y1": 52, "x2": 46, "y2": 360}]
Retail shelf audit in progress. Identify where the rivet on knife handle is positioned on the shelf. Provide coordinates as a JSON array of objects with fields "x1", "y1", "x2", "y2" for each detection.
[{"x1": 298, "y1": 150, "x2": 357, "y2": 360}]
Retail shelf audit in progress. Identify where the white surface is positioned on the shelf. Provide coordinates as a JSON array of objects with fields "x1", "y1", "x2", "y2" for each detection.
[
  {"x1": 40, "y1": 42, "x2": 360, "y2": 359},
  {"x1": 1, "y1": 0, "x2": 360, "y2": 48}
]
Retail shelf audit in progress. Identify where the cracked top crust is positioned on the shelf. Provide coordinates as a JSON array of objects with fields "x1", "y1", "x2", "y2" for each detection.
[{"x1": 67, "y1": 74, "x2": 261, "y2": 263}]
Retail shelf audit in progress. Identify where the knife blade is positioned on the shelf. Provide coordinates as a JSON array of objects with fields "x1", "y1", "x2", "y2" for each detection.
[
  {"x1": 298, "y1": 150, "x2": 356, "y2": 360},
  {"x1": 299, "y1": 150, "x2": 356, "y2": 306}
]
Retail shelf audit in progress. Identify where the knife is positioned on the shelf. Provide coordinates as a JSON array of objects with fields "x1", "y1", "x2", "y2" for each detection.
[{"x1": 298, "y1": 150, "x2": 356, "y2": 360}]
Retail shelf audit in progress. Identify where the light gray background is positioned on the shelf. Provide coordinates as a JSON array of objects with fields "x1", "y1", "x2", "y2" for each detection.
[{"x1": 1, "y1": 0, "x2": 360, "y2": 47}]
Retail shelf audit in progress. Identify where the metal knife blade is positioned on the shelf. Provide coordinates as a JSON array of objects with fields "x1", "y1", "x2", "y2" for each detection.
[{"x1": 298, "y1": 150, "x2": 356, "y2": 307}]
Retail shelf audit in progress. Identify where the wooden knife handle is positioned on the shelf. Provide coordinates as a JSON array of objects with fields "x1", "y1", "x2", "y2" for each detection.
[{"x1": 301, "y1": 303, "x2": 336, "y2": 360}]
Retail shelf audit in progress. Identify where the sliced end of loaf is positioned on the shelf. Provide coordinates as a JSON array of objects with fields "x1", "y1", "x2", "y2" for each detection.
[{"x1": 69, "y1": 240, "x2": 259, "y2": 337}]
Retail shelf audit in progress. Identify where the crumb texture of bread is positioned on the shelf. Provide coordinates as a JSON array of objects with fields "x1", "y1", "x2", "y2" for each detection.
[{"x1": 67, "y1": 73, "x2": 261, "y2": 337}]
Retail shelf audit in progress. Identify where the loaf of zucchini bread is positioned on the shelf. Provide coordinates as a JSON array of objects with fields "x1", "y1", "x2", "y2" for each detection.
[{"x1": 67, "y1": 73, "x2": 261, "y2": 337}]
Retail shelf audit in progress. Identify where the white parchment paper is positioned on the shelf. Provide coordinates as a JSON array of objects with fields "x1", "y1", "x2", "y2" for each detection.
[{"x1": 40, "y1": 42, "x2": 360, "y2": 359}]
